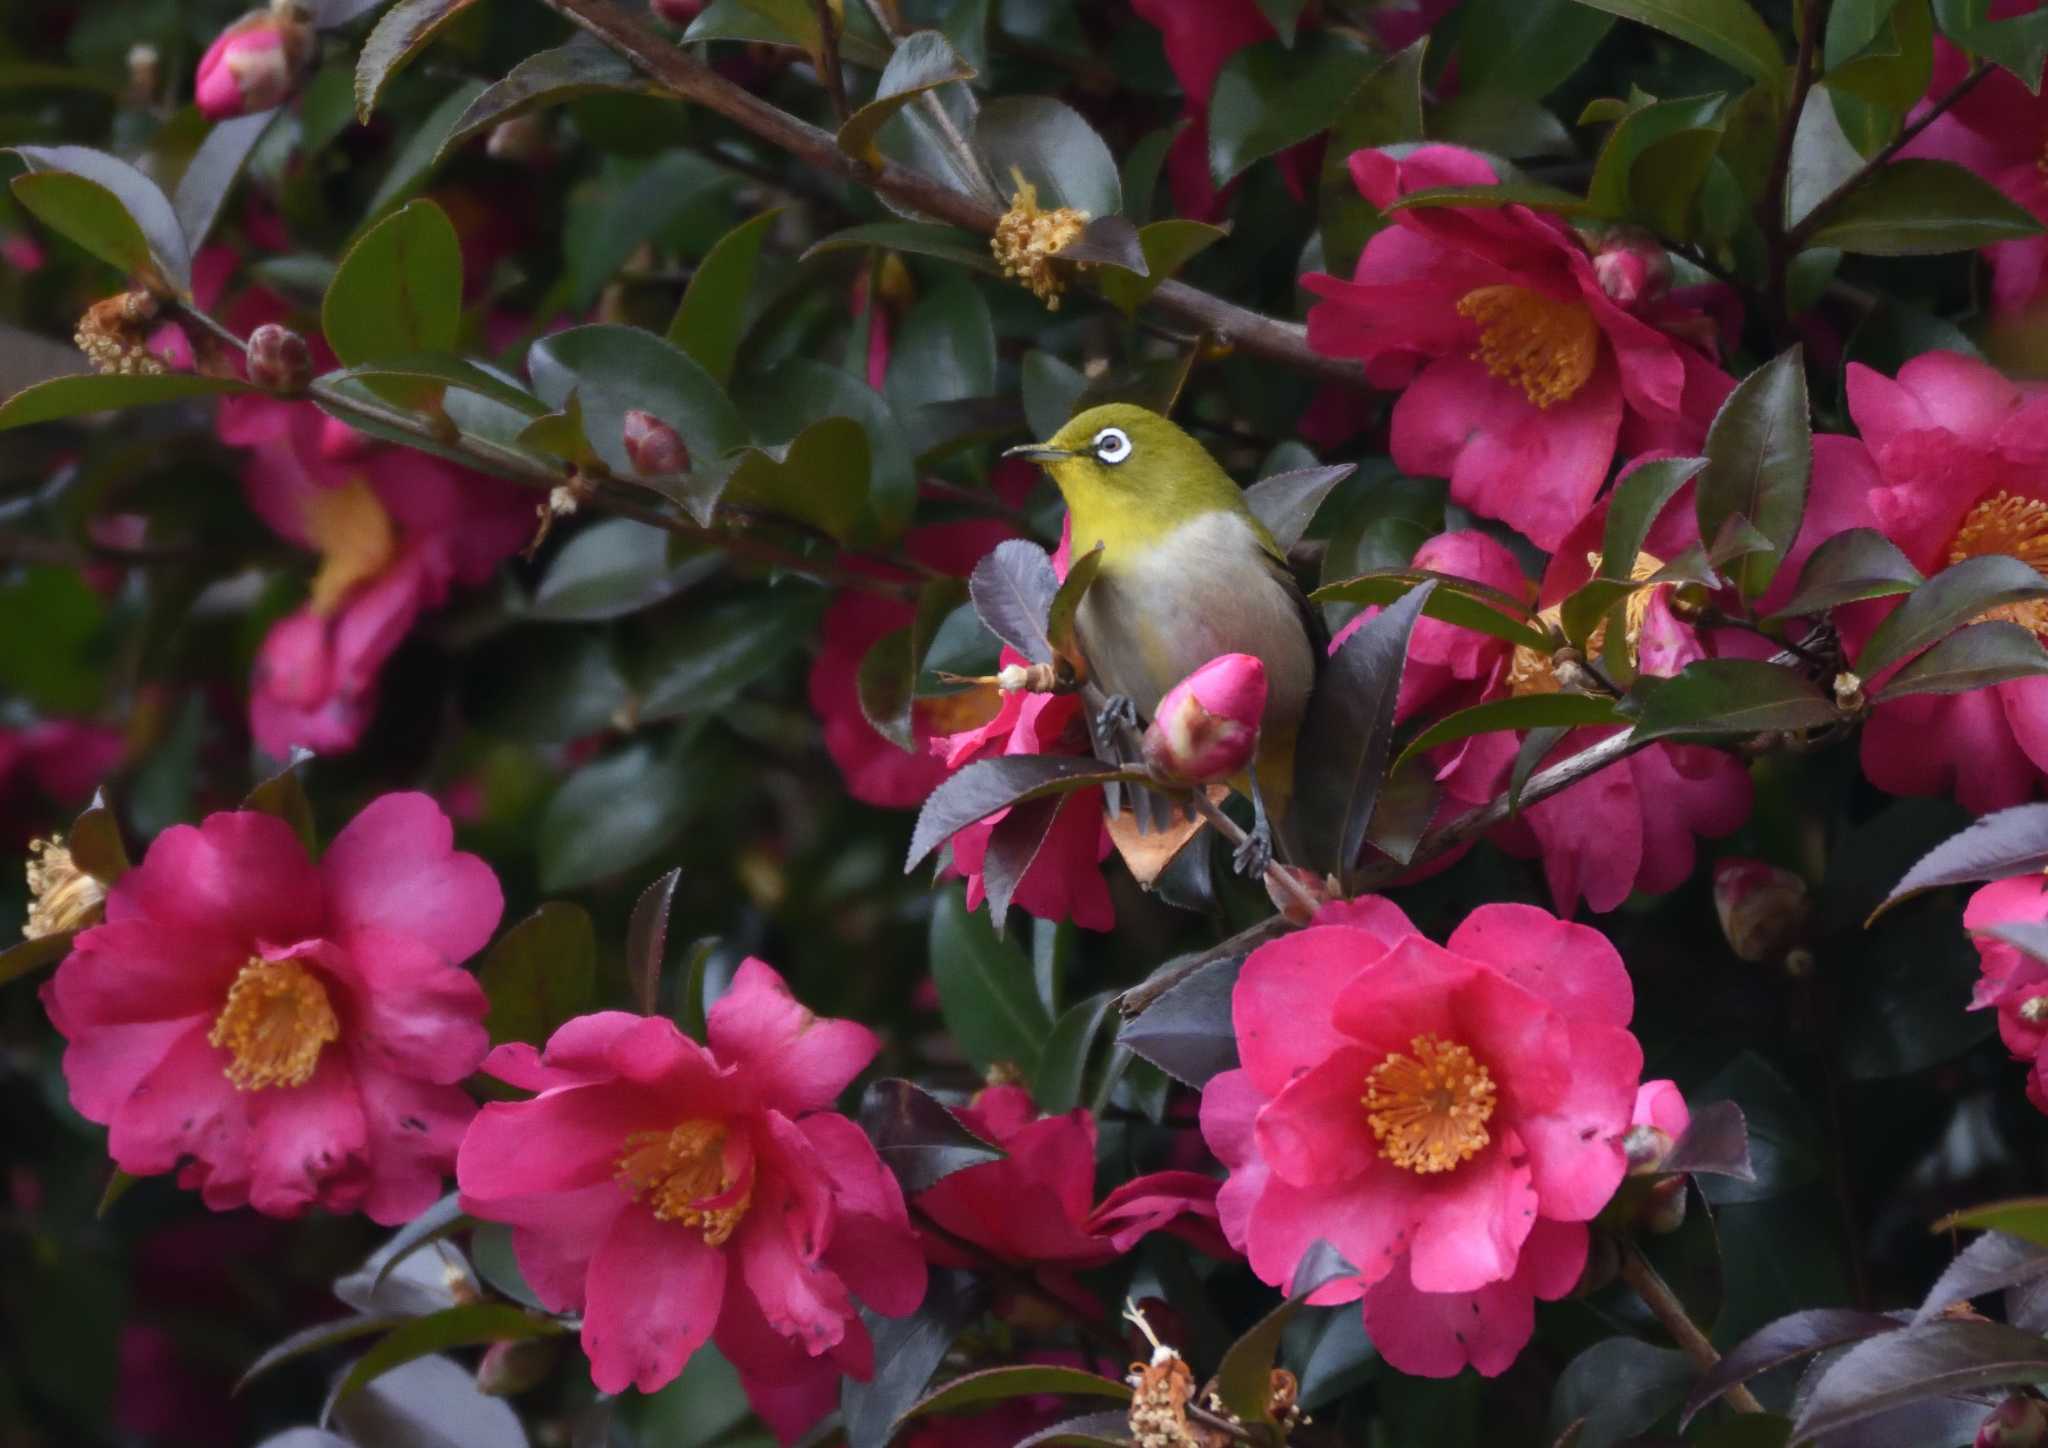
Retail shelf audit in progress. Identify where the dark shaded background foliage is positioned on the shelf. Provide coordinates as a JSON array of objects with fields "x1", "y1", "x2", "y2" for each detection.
[{"x1": 4, "y1": 0, "x2": 2048, "y2": 1445}]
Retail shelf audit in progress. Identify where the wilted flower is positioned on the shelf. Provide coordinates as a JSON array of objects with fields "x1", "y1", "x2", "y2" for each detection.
[
  {"x1": 1712, "y1": 857, "x2": 1811, "y2": 964},
  {"x1": 23, "y1": 837, "x2": 106, "y2": 940},
  {"x1": 41, "y1": 794, "x2": 502, "y2": 1222},
  {"x1": 193, "y1": 1, "x2": 315, "y2": 120},
  {"x1": 992, "y1": 176, "x2": 1088, "y2": 309},
  {"x1": 1143, "y1": 653, "x2": 1267, "y2": 786}
]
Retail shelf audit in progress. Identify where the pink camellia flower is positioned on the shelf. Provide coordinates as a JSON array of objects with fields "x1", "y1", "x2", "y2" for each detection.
[
  {"x1": 1142, "y1": 653, "x2": 1267, "y2": 786},
  {"x1": 1964, "y1": 873, "x2": 2048, "y2": 1112},
  {"x1": 193, "y1": 3, "x2": 315, "y2": 120},
  {"x1": 40, "y1": 794, "x2": 501, "y2": 1223},
  {"x1": 0, "y1": 718, "x2": 124, "y2": 841},
  {"x1": 1302, "y1": 145, "x2": 1734, "y2": 550},
  {"x1": 808, "y1": 520, "x2": 1016, "y2": 809},
  {"x1": 456, "y1": 962, "x2": 926, "y2": 1439},
  {"x1": 915, "y1": 1084, "x2": 1225, "y2": 1311},
  {"x1": 1844, "y1": 351, "x2": 2048, "y2": 811},
  {"x1": 1200, "y1": 895, "x2": 1643, "y2": 1378}
]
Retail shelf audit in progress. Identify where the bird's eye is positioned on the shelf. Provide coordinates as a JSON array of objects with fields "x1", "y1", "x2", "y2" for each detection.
[{"x1": 1092, "y1": 427, "x2": 1132, "y2": 465}]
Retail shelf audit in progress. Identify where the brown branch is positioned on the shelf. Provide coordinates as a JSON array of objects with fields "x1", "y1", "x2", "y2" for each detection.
[
  {"x1": 811, "y1": 0, "x2": 850, "y2": 123},
  {"x1": 534, "y1": 0, "x2": 1362, "y2": 385},
  {"x1": 1618, "y1": 1242, "x2": 1765, "y2": 1415}
]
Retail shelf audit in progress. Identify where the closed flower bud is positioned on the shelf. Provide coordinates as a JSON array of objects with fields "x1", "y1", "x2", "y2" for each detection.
[
  {"x1": 1142, "y1": 653, "x2": 1266, "y2": 786},
  {"x1": 245, "y1": 323, "x2": 310, "y2": 393},
  {"x1": 475, "y1": 1336, "x2": 559, "y2": 1397},
  {"x1": 485, "y1": 114, "x2": 551, "y2": 165},
  {"x1": 1266, "y1": 865, "x2": 1331, "y2": 926},
  {"x1": 1713, "y1": 857, "x2": 1811, "y2": 964},
  {"x1": 194, "y1": 3, "x2": 314, "y2": 121},
  {"x1": 623, "y1": 409, "x2": 689, "y2": 476},
  {"x1": 1979, "y1": 1395, "x2": 2048, "y2": 1448},
  {"x1": 1584, "y1": 225, "x2": 1672, "y2": 308}
]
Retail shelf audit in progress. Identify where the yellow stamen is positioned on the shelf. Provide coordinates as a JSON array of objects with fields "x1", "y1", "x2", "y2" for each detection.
[
  {"x1": 1363, "y1": 1034, "x2": 1497, "y2": 1174},
  {"x1": 301, "y1": 479, "x2": 396, "y2": 616},
  {"x1": 616, "y1": 1120, "x2": 751, "y2": 1245},
  {"x1": 1456, "y1": 284, "x2": 1600, "y2": 409},
  {"x1": 1949, "y1": 491, "x2": 2048, "y2": 636},
  {"x1": 991, "y1": 170, "x2": 1089, "y2": 310},
  {"x1": 208, "y1": 957, "x2": 339, "y2": 1091},
  {"x1": 1508, "y1": 551, "x2": 1664, "y2": 695},
  {"x1": 23, "y1": 836, "x2": 106, "y2": 939}
]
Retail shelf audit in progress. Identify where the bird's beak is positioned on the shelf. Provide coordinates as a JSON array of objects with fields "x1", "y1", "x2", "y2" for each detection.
[{"x1": 1003, "y1": 443, "x2": 1076, "y2": 463}]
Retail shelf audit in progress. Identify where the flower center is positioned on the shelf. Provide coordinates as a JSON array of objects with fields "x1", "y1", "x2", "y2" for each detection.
[
  {"x1": 2020, "y1": 995, "x2": 2048, "y2": 1026},
  {"x1": 208, "y1": 957, "x2": 339, "y2": 1091},
  {"x1": 1508, "y1": 551, "x2": 1664, "y2": 695},
  {"x1": 616, "y1": 1120, "x2": 751, "y2": 1245},
  {"x1": 301, "y1": 478, "x2": 395, "y2": 616},
  {"x1": 23, "y1": 836, "x2": 106, "y2": 940},
  {"x1": 1456, "y1": 284, "x2": 1600, "y2": 409},
  {"x1": 1363, "y1": 1034, "x2": 1498, "y2": 1174},
  {"x1": 1948, "y1": 491, "x2": 2048, "y2": 636}
]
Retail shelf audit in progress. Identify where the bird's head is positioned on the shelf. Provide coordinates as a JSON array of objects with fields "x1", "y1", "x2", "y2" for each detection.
[{"x1": 1004, "y1": 405, "x2": 1230, "y2": 529}]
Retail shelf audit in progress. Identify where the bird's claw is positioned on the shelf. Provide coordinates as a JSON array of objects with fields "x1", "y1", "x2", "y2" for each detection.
[
  {"x1": 1097, "y1": 694, "x2": 1141, "y2": 737},
  {"x1": 1232, "y1": 819, "x2": 1274, "y2": 879}
]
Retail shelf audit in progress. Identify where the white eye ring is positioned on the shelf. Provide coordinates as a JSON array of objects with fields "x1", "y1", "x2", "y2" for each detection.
[{"x1": 1092, "y1": 426, "x2": 1132, "y2": 464}]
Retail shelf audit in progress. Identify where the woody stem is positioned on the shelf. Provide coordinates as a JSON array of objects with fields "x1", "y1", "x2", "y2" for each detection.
[{"x1": 1617, "y1": 1241, "x2": 1766, "y2": 1415}]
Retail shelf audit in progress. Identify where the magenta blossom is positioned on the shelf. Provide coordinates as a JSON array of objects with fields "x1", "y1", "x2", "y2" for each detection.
[
  {"x1": 193, "y1": 4, "x2": 314, "y2": 120},
  {"x1": 41, "y1": 794, "x2": 501, "y2": 1223},
  {"x1": 1845, "y1": 351, "x2": 2048, "y2": 810},
  {"x1": 1965, "y1": 873, "x2": 2048, "y2": 1113},
  {"x1": 456, "y1": 962, "x2": 926, "y2": 1438},
  {"x1": 1200, "y1": 895, "x2": 1644, "y2": 1377},
  {"x1": 1302, "y1": 145, "x2": 1734, "y2": 550}
]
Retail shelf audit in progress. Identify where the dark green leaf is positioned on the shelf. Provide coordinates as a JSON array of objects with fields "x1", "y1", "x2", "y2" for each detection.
[
  {"x1": 1804, "y1": 158, "x2": 2046, "y2": 253},
  {"x1": 1793, "y1": 1319, "x2": 2048, "y2": 1442},
  {"x1": 928, "y1": 886, "x2": 1056, "y2": 1076},
  {"x1": 1033, "y1": 990, "x2": 1116, "y2": 1115},
  {"x1": 667, "y1": 209, "x2": 780, "y2": 386},
  {"x1": 626, "y1": 868, "x2": 680, "y2": 1017},
  {"x1": 1461, "y1": 0, "x2": 1616, "y2": 97},
  {"x1": 364, "y1": 78, "x2": 489, "y2": 220},
  {"x1": 1208, "y1": 32, "x2": 1377, "y2": 186},
  {"x1": 749, "y1": 357, "x2": 916, "y2": 535},
  {"x1": 1630, "y1": 659, "x2": 1842, "y2": 741},
  {"x1": 858, "y1": 1079, "x2": 1004, "y2": 1193},
  {"x1": 0, "y1": 371, "x2": 254, "y2": 431},
  {"x1": 1858, "y1": 554, "x2": 2048, "y2": 678},
  {"x1": 527, "y1": 324, "x2": 748, "y2": 496},
  {"x1": 974, "y1": 96, "x2": 1120, "y2": 216},
  {"x1": 327, "y1": 1304, "x2": 562, "y2": 1412},
  {"x1": 803, "y1": 221, "x2": 1001, "y2": 274},
  {"x1": 437, "y1": 40, "x2": 643, "y2": 160},
  {"x1": 1548, "y1": 1338, "x2": 1694, "y2": 1448},
  {"x1": 320, "y1": 356, "x2": 544, "y2": 418},
  {"x1": 1384, "y1": 180, "x2": 1597, "y2": 216},
  {"x1": 672, "y1": 936, "x2": 717, "y2": 1043},
  {"x1": 1095, "y1": 218, "x2": 1225, "y2": 316},
  {"x1": 1696, "y1": 347, "x2": 1811, "y2": 599},
  {"x1": 64, "y1": 792, "x2": 127, "y2": 886},
  {"x1": 243, "y1": 751, "x2": 316, "y2": 852},
  {"x1": 1396, "y1": 694, "x2": 1624, "y2": 773},
  {"x1": 1046, "y1": 544, "x2": 1103, "y2": 663},
  {"x1": 322, "y1": 199, "x2": 462, "y2": 410},
  {"x1": 1209, "y1": 1240, "x2": 1358, "y2": 1426},
  {"x1": 0, "y1": 933, "x2": 74, "y2": 988},
  {"x1": 11, "y1": 144, "x2": 191, "y2": 290},
  {"x1": 1013, "y1": 1412, "x2": 1133, "y2": 1448},
  {"x1": 239, "y1": 1313, "x2": 407, "y2": 1391},
  {"x1": 563, "y1": 151, "x2": 733, "y2": 308},
  {"x1": 721, "y1": 416, "x2": 871, "y2": 540},
  {"x1": 529, "y1": 519, "x2": 713, "y2": 622},
  {"x1": 1565, "y1": 0, "x2": 1785, "y2": 87},
  {"x1": 538, "y1": 743, "x2": 700, "y2": 893},
  {"x1": 1878, "y1": 620, "x2": 2048, "y2": 699},
  {"x1": 1682, "y1": 1309, "x2": 1900, "y2": 1428},
  {"x1": 885, "y1": 275, "x2": 996, "y2": 413},
  {"x1": 837, "y1": 31, "x2": 976, "y2": 165},
  {"x1": 478, "y1": 903, "x2": 597, "y2": 1049},
  {"x1": 1244, "y1": 463, "x2": 1355, "y2": 555},
  {"x1": 1117, "y1": 952, "x2": 1242, "y2": 1088},
  {"x1": 356, "y1": 0, "x2": 481, "y2": 121},
  {"x1": 369, "y1": 1195, "x2": 471, "y2": 1291},
  {"x1": 1764, "y1": 526, "x2": 1923, "y2": 620},
  {"x1": 684, "y1": 0, "x2": 890, "y2": 67},
  {"x1": 1021, "y1": 350, "x2": 1087, "y2": 440},
  {"x1": 896, "y1": 1365, "x2": 1129, "y2": 1431},
  {"x1": 1587, "y1": 92, "x2": 1725, "y2": 237},
  {"x1": 843, "y1": 1272, "x2": 990, "y2": 1448},
  {"x1": 174, "y1": 112, "x2": 275, "y2": 250},
  {"x1": 1600, "y1": 456, "x2": 1708, "y2": 581},
  {"x1": 1932, "y1": 0, "x2": 2048, "y2": 93},
  {"x1": 636, "y1": 587, "x2": 825, "y2": 721},
  {"x1": 1318, "y1": 38, "x2": 1426, "y2": 275},
  {"x1": 1312, "y1": 570, "x2": 1549, "y2": 651}
]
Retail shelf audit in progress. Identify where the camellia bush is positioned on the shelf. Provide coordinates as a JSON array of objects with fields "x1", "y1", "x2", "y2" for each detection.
[{"x1": 24, "y1": 0, "x2": 2048, "y2": 1445}]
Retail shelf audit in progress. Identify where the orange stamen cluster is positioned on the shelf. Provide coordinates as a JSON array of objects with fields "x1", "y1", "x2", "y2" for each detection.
[
  {"x1": 616, "y1": 1120, "x2": 751, "y2": 1245},
  {"x1": 1363, "y1": 1034, "x2": 1497, "y2": 1175},
  {"x1": 1456, "y1": 284, "x2": 1599, "y2": 409},
  {"x1": 209, "y1": 957, "x2": 339, "y2": 1091}
]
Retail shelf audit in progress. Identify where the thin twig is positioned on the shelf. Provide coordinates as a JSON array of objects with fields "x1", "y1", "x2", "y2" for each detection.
[
  {"x1": 1184, "y1": 788, "x2": 1326, "y2": 921},
  {"x1": 1618, "y1": 1242, "x2": 1766, "y2": 1415},
  {"x1": 1756, "y1": 0, "x2": 1830, "y2": 343},
  {"x1": 811, "y1": 0, "x2": 851, "y2": 123}
]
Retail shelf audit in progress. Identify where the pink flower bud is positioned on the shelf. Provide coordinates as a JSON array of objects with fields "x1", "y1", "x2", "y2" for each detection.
[
  {"x1": 1142, "y1": 653, "x2": 1266, "y2": 786},
  {"x1": 1266, "y1": 866, "x2": 1331, "y2": 927},
  {"x1": 485, "y1": 115, "x2": 551, "y2": 165},
  {"x1": 475, "y1": 1336, "x2": 559, "y2": 1396},
  {"x1": 194, "y1": 4, "x2": 314, "y2": 121},
  {"x1": 245, "y1": 322, "x2": 310, "y2": 393},
  {"x1": 623, "y1": 409, "x2": 689, "y2": 475},
  {"x1": 1585, "y1": 226, "x2": 1672, "y2": 308},
  {"x1": 651, "y1": 0, "x2": 707, "y2": 23},
  {"x1": 1713, "y1": 857, "x2": 1811, "y2": 964},
  {"x1": 1979, "y1": 1395, "x2": 2048, "y2": 1448}
]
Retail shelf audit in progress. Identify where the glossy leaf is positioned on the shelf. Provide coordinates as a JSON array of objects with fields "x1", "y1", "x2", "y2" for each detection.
[
  {"x1": 626, "y1": 868, "x2": 681, "y2": 1017},
  {"x1": 1461, "y1": 0, "x2": 1616, "y2": 97},
  {"x1": 327, "y1": 1304, "x2": 562, "y2": 1412},
  {"x1": 1116, "y1": 951, "x2": 1243, "y2": 1088},
  {"x1": 1599, "y1": 456, "x2": 1708, "y2": 579},
  {"x1": 1565, "y1": 0, "x2": 1784, "y2": 87},
  {"x1": 0, "y1": 933, "x2": 74, "y2": 988},
  {"x1": 1794, "y1": 1318, "x2": 2048, "y2": 1441},
  {"x1": 1696, "y1": 347, "x2": 1811, "y2": 599},
  {"x1": 11, "y1": 144, "x2": 190, "y2": 290},
  {"x1": 320, "y1": 357, "x2": 544, "y2": 418},
  {"x1": 322, "y1": 200, "x2": 462, "y2": 409},
  {"x1": 0, "y1": 372, "x2": 254, "y2": 431},
  {"x1": 968, "y1": 539, "x2": 1060, "y2": 666},
  {"x1": 1586, "y1": 92, "x2": 1725, "y2": 237},
  {"x1": 1661, "y1": 1099, "x2": 1757, "y2": 1179},
  {"x1": 1932, "y1": 1199, "x2": 2048, "y2": 1249},
  {"x1": 838, "y1": 31, "x2": 976, "y2": 165},
  {"x1": 1396, "y1": 694, "x2": 1624, "y2": 773},
  {"x1": 1804, "y1": 158, "x2": 2046, "y2": 254},
  {"x1": 1914, "y1": 1231, "x2": 2048, "y2": 1324},
  {"x1": 896, "y1": 1365, "x2": 1129, "y2": 1430},
  {"x1": 1319, "y1": 38, "x2": 1426, "y2": 274},
  {"x1": 1878, "y1": 620, "x2": 2048, "y2": 699},
  {"x1": 667, "y1": 208, "x2": 781, "y2": 386},
  {"x1": 857, "y1": 1079, "x2": 1004, "y2": 1193},
  {"x1": 174, "y1": 111, "x2": 275, "y2": 250},
  {"x1": 1207, "y1": 32, "x2": 1377, "y2": 186},
  {"x1": 1244, "y1": 463, "x2": 1355, "y2": 555},
  {"x1": 859, "y1": 579, "x2": 964, "y2": 751},
  {"x1": 243, "y1": 750, "x2": 317, "y2": 852},
  {"x1": 974, "y1": 96, "x2": 1120, "y2": 217},
  {"x1": 1877, "y1": 802, "x2": 2048, "y2": 917},
  {"x1": 1764, "y1": 526, "x2": 1923, "y2": 620},
  {"x1": 240, "y1": 1313, "x2": 408, "y2": 1391},
  {"x1": 356, "y1": 0, "x2": 481, "y2": 121},
  {"x1": 1013, "y1": 1412, "x2": 1133, "y2": 1448},
  {"x1": 721, "y1": 417, "x2": 871, "y2": 541},
  {"x1": 1033, "y1": 990, "x2": 1116, "y2": 1115},
  {"x1": 538, "y1": 744, "x2": 700, "y2": 893},
  {"x1": 928, "y1": 886, "x2": 1056, "y2": 1076},
  {"x1": 1682, "y1": 1308, "x2": 1900, "y2": 1427},
  {"x1": 803, "y1": 221, "x2": 1000, "y2": 274},
  {"x1": 528, "y1": 518, "x2": 712, "y2": 622},
  {"x1": 1549, "y1": 1338, "x2": 1694, "y2": 1448},
  {"x1": 1856, "y1": 554, "x2": 2048, "y2": 679},
  {"x1": 1094, "y1": 218, "x2": 1226, "y2": 315},
  {"x1": 1630, "y1": 659, "x2": 1842, "y2": 742},
  {"x1": 478, "y1": 903, "x2": 597, "y2": 1049},
  {"x1": 527, "y1": 325, "x2": 748, "y2": 499},
  {"x1": 843, "y1": 1272, "x2": 989, "y2": 1448},
  {"x1": 1209, "y1": 1240, "x2": 1358, "y2": 1426},
  {"x1": 1933, "y1": 0, "x2": 2048, "y2": 92},
  {"x1": 437, "y1": 40, "x2": 642, "y2": 160},
  {"x1": 1045, "y1": 544, "x2": 1103, "y2": 665}
]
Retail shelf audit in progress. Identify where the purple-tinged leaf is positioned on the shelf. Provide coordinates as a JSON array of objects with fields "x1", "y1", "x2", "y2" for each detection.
[
  {"x1": 906, "y1": 755, "x2": 1139, "y2": 872},
  {"x1": 1914, "y1": 1232, "x2": 2048, "y2": 1325},
  {"x1": 1792, "y1": 1319, "x2": 2048, "y2": 1442},
  {"x1": 842, "y1": 1271, "x2": 989, "y2": 1448},
  {"x1": 981, "y1": 790, "x2": 1068, "y2": 935},
  {"x1": 1014, "y1": 1411, "x2": 1133, "y2": 1448},
  {"x1": 968, "y1": 539, "x2": 1059, "y2": 665},
  {"x1": 1208, "y1": 1240, "x2": 1358, "y2": 1427},
  {"x1": 857, "y1": 1080, "x2": 1004, "y2": 1194},
  {"x1": 1244, "y1": 462, "x2": 1355, "y2": 555},
  {"x1": 1680, "y1": 1309, "x2": 1901, "y2": 1428},
  {"x1": 1695, "y1": 346, "x2": 1811, "y2": 599},
  {"x1": 1875, "y1": 802, "x2": 2048, "y2": 921},
  {"x1": 1661, "y1": 1100, "x2": 1757, "y2": 1180},
  {"x1": 1116, "y1": 951, "x2": 1241, "y2": 1087}
]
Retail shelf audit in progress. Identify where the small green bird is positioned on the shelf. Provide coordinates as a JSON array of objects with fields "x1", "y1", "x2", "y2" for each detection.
[{"x1": 1005, "y1": 403, "x2": 1318, "y2": 874}]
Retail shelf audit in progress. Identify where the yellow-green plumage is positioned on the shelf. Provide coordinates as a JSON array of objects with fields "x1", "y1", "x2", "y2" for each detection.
[{"x1": 1015, "y1": 404, "x2": 1317, "y2": 850}]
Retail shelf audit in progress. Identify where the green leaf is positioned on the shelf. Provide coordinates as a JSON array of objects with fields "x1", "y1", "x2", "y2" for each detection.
[
  {"x1": 1764, "y1": 526, "x2": 1924, "y2": 620},
  {"x1": 1629, "y1": 659, "x2": 1843, "y2": 742},
  {"x1": 858, "y1": 1078, "x2": 1005, "y2": 1193},
  {"x1": 327, "y1": 1303, "x2": 562, "y2": 1412},
  {"x1": 1045, "y1": 544, "x2": 1103, "y2": 664},
  {"x1": 1585, "y1": 91, "x2": 1726, "y2": 236},
  {"x1": 753, "y1": 357, "x2": 917, "y2": 535},
  {"x1": 1020, "y1": 350, "x2": 1087, "y2": 441},
  {"x1": 1599, "y1": 456, "x2": 1709, "y2": 580},
  {"x1": 1855, "y1": 554, "x2": 2048, "y2": 679},
  {"x1": 478, "y1": 903, "x2": 597, "y2": 1049},
  {"x1": 173, "y1": 112, "x2": 275, "y2": 251},
  {"x1": 322, "y1": 200, "x2": 463, "y2": 410},
  {"x1": 803, "y1": 221, "x2": 1000, "y2": 274},
  {"x1": 1460, "y1": 0, "x2": 1616, "y2": 97},
  {"x1": 672, "y1": 936, "x2": 717, "y2": 1043},
  {"x1": 1210, "y1": 1241, "x2": 1359, "y2": 1426},
  {"x1": 666, "y1": 209, "x2": 780, "y2": 386},
  {"x1": 356, "y1": 0, "x2": 482, "y2": 122},
  {"x1": 896, "y1": 1365, "x2": 1128, "y2": 1432},
  {"x1": 1207, "y1": 32, "x2": 1377, "y2": 186},
  {"x1": 1032, "y1": 990, "x2": 1116, "y2": 1115},
  {"x1": 436, "y1": 39, "x2": 644, "y2": 161},
  {"x1": 635, "y1": 586, "x2": 826, "y2": 722},
  {"x1": 0, "y1": 934, "x2": 74, "y2": 989},
  {"x1": 1257, "y1": 0, "x2": 1313, "y2": 44},
  {"x1": 320, "y1": 357, "x2": 545, "y2": 418},
  {"x1": 1565, "y1": 0, "x2": 1785, "y2": 87},
  {"x1": 529, "y1": 518, "x2": 714, "y2": 622},
  {"x1": 1318, "y1": 38, "x2": 1426, "y2": 275},
  {"x1": 1877, "y1": 620, "x2": 2048, "y2": 699},
  {"x1": 239, "y1": 1312, "x2": 407, "y2": 1391},
  {"x1": 1396, "y1": 694, "x2": 1625, "y2": 773},
  {"x1": 974, "y1": 96, "x2": 1120, "y2": 217},
  {"x1": 684, "y1": 0, "x2": 891, "y2": 67},
  {"x1": 362, "y1": 78, "x2": 490, "y2": 220},
  {"x1": 626, "y1": 868, "x2": 680, "y2": 1017},
  {"x1": 885, "y1": 274, "x2": 996, "y2": 414},
  {"x1": 928, "y1": 886, "x2": 1056, "y2": 1077},
  {"x1": 721, "y1": 417, "x2": 872, "y2": 540},
  {"x1": 1550, "y1": 1338, "x2": 1696, "y2": 1448},
  {"x1": 538, "y1": 743, "x2": 701, "y2": 893},
  {"x1": 1696, "y1": 347, "x2": 1812, "y2": 598},
  {"x1": 1826, "y1": 0, "x2": 1935, "y2": 115},
  {"x1": 0, "y1": 372, "x2": 254, "y2": 431},
  {"x1": 858, "y1": 579, "x2": 964, "y2": 751},
  {"x1": 243, "y1": 751, "x2": 317, "y2": 852},
  {"x1": 1933, "y1": 0, "x2": 2048, "y2": 93},
  {"x1": 1095, "y1": 219, "x2": 1228, "y2": 317},
  {"x1": 1932, "y1": 1198, "x2": 2048, "y2": 1246},
  {"x1": 1312, "y1": 570, "x2": 1549, "y2": 651},
  {"x1": 837, "y1": 31, "x2": 976, "y2": 165},
  {"x1": 1804, "y1": 158, "x2": 2046, "y2": 254},
  {"x1": 1384, "y1": 179, "x2": 1596, "y2": 215},
  {"x1": 10, "y1": 145, "x2": 190, "y2": 290}
]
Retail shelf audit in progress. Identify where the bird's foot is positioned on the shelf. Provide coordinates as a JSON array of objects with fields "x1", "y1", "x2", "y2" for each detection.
[
  {"x1": 1097, "y1": 694, "x2": 1140, "y2": 738},
  {"x1": 1232, "y1": 818, "x2": 1274, "y2": 879}
]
